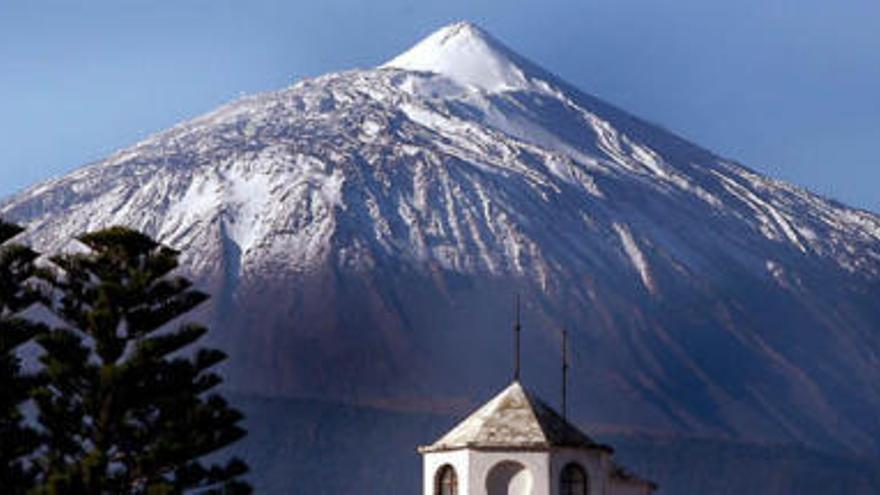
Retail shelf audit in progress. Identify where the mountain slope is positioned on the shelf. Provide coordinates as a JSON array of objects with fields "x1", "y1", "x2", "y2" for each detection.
[{"x1": 3, "y1": 21, "x2": 880, "y2": 455}]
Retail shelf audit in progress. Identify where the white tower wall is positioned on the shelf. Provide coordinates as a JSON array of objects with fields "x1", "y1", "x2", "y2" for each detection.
[
  {"x1": 423, "y1": 450, "x2": 470, "y2": 495},
  {"x1": 470, "y1": 450, "x2": 549, "y2": 495},
  {"x1": 423, "y1": 448, "x2": 621, "y2": 495}
]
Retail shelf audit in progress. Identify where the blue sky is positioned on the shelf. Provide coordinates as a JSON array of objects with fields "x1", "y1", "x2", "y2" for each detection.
[{"x1": 1, "y1": 0, "x2": 878, "y2": 211}]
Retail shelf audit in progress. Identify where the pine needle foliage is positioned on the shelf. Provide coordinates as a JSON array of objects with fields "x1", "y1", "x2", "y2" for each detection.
[
  {"x1": 0, "y1": 220, "x2": 42, "y2": 494},
  {"x1": 32, "y1": 227, "x2": 250, "y2": 494}
]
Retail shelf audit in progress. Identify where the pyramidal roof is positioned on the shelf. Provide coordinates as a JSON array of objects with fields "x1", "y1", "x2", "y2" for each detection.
[
  {"x1": 382, "y1": 21, "x2": 539, "y2": 92},
  {"x1": 420, "y1": 381, "x2": 612, "y2": 453}
]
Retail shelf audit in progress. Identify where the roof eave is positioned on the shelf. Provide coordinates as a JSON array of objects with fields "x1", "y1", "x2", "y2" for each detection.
[{"x1": 418, "y1": 441, "x2": 613, "y2": 454}]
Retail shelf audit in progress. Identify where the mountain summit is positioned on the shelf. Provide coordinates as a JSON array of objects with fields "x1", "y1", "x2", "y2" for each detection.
[
  {"x1": 3, "y1": 22, "x2": 880, "y2": 457},
  {"x1": 383, "y1": 21, "x2": 538, "y2": 91}
]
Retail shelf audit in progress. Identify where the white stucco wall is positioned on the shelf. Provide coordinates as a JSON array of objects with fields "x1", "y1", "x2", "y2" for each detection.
[
  {"x1": 469, "y1": 450, "x2": 550, "y2": 495},
  {"x1": 423, "y1": 447, "x2": 650, "y2": 495},
  {"x1": 423, "y1": 449, "x2": 551, "y2": 495},
  {"x1": 423, "y1": 450, "x2": 470, "y2": 495}
]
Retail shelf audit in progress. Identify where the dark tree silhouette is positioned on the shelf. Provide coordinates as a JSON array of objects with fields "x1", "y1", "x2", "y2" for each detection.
[
  {"x1": 0, "y1": 220, "x2": 42, "y2": 494},
  {"x1": 32, "y1": 227, "x2": 250, "y2": 494}
]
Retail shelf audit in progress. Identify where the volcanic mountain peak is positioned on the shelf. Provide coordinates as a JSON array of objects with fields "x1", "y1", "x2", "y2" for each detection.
[
  {"x1": 382, "y1": 21, "x2": 538, "y2": 92},
  {"x1": 4, "y1": 21, "x2": 880, "y2": 456}
]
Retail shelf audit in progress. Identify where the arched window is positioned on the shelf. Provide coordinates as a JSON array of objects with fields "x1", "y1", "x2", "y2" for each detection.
[
  {"x1": 435, "y1": 464, "x2": 458, "y2": 495},
  {"x1": 486, "y1": 460, "x2": 532, "y2": 495},
  {"x1": 560, "y1": 462, "x2": 588, "y2": 495}
]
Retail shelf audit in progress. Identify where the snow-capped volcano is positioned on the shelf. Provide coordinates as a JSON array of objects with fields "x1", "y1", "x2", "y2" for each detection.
[
  {"x1": 3, "y1": 22, "x2": 880, "y2": 455},
  {"x1": 383, "y1": 21, "x2": 538, "y2": 92}
]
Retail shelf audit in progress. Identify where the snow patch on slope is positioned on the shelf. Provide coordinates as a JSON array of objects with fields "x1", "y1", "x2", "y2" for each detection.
[{"x1": 613, "y1": 223, "x2": 657, "y2": 294}]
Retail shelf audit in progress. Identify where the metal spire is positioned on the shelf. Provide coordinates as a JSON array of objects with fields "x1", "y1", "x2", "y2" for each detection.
[
  {"x1": 562, "y1": 328, "x2": 569, "y2": 420},
  {"x1": 514, "y1": 294, "x2": 521, "y2": 381}
]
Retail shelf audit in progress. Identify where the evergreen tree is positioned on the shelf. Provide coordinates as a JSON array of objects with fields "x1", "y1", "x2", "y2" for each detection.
[
  {"x1": 0, "y1": 220, "x2": 42, "y2": 494},
  {"x1": 32, "y1": 227, "x2": 250, "y2": 494}
]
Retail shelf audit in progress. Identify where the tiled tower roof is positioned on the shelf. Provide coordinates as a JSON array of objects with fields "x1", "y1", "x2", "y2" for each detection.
[{"x1": 419, "y1": 381, "x2": 612, "y2": 453}]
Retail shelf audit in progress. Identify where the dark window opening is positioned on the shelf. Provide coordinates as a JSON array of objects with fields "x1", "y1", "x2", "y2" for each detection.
[
  {"x1": 560, "y1": 462, "x2": 588, "y2": 495},
  {"x1": 436, "y1": 464, "x2": 458, "y2": 495}
]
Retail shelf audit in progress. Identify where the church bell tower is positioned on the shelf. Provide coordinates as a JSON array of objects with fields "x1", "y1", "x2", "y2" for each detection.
[{"x1": 419, "y1": 302, "x2": 656, "y2": 495}]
